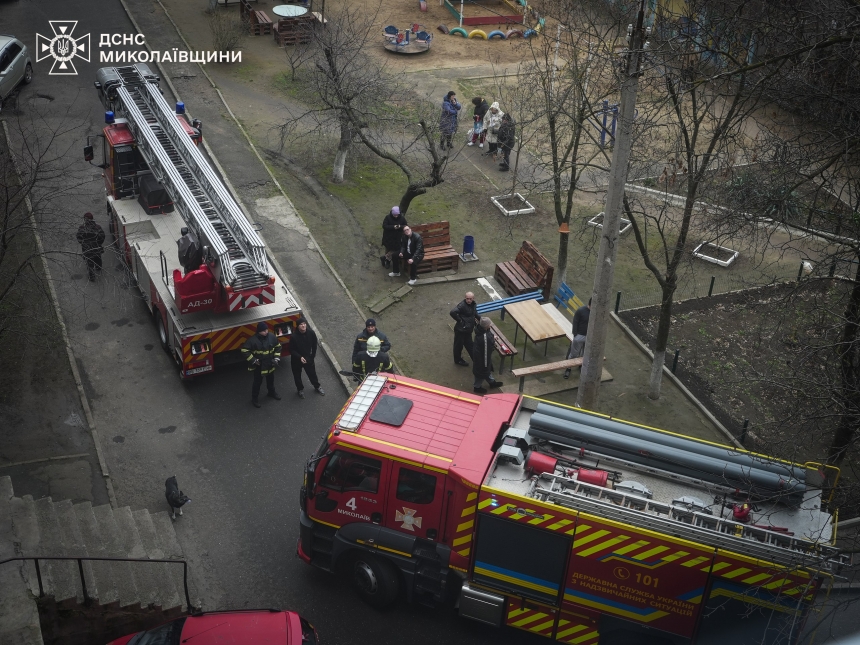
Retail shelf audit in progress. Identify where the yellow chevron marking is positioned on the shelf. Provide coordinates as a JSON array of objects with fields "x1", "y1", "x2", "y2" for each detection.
[
  {"x1": 572, "y1": 529, "x2": 609, "y2": 549},
  {"x1": 530, "y1": 618, "x2": 555, "y2": 632},
  {"x1": 556, "y1": 624, "x2": 587, "y2": 639},
  {"x1": 492, "y1": 505, "x2": 511, "y2": 515},
  {"x1": 782, "y1": 588, "x2": 800, "y2": 596},
  {"x1": 703, "y1": 562, "x2": 732, "y2": 573},
  {"x1": 722, "y1": 567, "x2": 752, "y2": 579},
  {"x1": 478, "y1": 498, "x2": 496, "y2": 509},
  {"x1": 453, "y1": 535, "x2": 472, "y2": 547},
  {"x1": 661, "y1": 550, "x2": 691, "y2": 563},
  {"x1": 578, "y1": 535, "x2": 630, "y2": 557},
  {"x1": 681, "y1": 556, "x2": 711, "y2": 568},
  {"x1": 741, "y1": 573, "x2": 772, "y2": 585},
  {"x1": 457, "y1": 548, "x2": 471, "y2": 556},
  {"x1": 466, "y1": 492, "x2": 478, "y2": 502},
  {"x1": 611, "y1": 539, "x2": 650, "y2": 556},
  {"x1": 632, "y1": 546, "x2": 670, "y2": 561},
  {"x1": 512, "y1": 612, "x2": 548, "y2": 627},
  {"x1": 763, "y1": 578, "x2": 790, "y2": 590},
  {"x1": 457, "y1": 520, "x2": 474, "y2": 532},
  {"x1": 461, "y1": 505, "x2": 476, "y2": 517},
  {"x1": 547, "y1": 519, "x2": 574, "y2": 531},
  {"x1": 570, "y1": 630, "x2": 600, "y2": 644},
  {"x1": 507, "y1": 608, "x2": 530, "y2": 619}
]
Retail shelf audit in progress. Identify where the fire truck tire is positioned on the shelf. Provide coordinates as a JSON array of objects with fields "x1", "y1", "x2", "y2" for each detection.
[
  {"x1": 155, "y1": 312, "x2": 170, "y2": 352},
  {"x1": 350, "y1": 554, "x2": 399, "y2": 608}
]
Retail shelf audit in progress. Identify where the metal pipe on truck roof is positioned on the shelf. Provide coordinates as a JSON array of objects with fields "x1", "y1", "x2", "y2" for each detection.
[
  {"x1": 527, "y1": 413, "x2": 806, "y2": 502},
  {"x1": 534, "y1": 403, "x2": 806, "y2": 482}
]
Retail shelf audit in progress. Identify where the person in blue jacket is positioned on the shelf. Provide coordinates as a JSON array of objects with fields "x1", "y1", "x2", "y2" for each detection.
[{"x1": 439, "y1": 90, "x2": 461, "y2": 150}]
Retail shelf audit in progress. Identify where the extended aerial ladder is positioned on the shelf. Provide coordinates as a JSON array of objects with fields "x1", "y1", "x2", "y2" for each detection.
[{"x1": 94, "y1": 63, "x2": 271, "y2": 294}]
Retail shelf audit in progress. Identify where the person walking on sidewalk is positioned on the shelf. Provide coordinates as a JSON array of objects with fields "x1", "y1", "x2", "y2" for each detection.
[
  {"x1": 468, "y1": 97, "x2": 489, "y2": 148},
  {"x1": 473, "y1": 317, "x2": 504, "y2": 394},
  {"x1": 352, "y1": 319, "x2": 391, "y2": 365},
  {"x1": 241, "y1": 322, "x2": 282, "y2": 408},
  {"x1": 483, "y1": 102, "x2": 504, "y2": 160},
  {"x1": 450, "y1": 291, "x2": 478, "y2": 366},
  {"x1": 390, "y1": 225, "x2": 424, "y2": 285},
  {"x1": 290, "y1": 317, "x2": 325, "y2": 398},
  {"x1": 380, "y1": 206, "x2": 407, "y2": 269},
  {"x1": 497, "y1": 113, "x2": 516, "y2": 172},
  {"x1": 564, "y1": 297, "x2": 591, "y2": 379},
  {"x1": 353, "y1": 336, "x2": 394, "y2": 380},
  {"x1": 439, "y1": 90, "x2": 461, "y2": 150},
  {"x1": 76, "y1": 212, "x2": 105, "y2": 282}
]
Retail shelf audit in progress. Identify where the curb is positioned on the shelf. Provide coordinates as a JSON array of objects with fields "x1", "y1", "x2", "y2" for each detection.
[
  {"x1": 1, "y1": 120, "x2": 119, "y2": 509},
  {"x1": 609, "y1": 311, "x2": 742, "y2": 449},
  {"x1": 118, "y1": 0, "x2": 366, "y2": 394}
]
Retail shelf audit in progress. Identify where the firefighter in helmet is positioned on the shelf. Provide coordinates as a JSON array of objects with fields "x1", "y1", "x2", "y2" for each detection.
[{"x1": 352, "y1": 336, "x2": 393, "y2": 380}]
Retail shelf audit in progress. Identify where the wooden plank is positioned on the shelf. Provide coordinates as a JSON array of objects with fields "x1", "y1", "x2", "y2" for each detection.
[
  {"x1": 504, "y1": 299, "x2": 567, "y2": 342},
  {"x1": 541, "y1": 304, "x2": 573, "y2": 342},
  {"x1": 512, "y1": 357, "x2": 582, "y2": 377}
]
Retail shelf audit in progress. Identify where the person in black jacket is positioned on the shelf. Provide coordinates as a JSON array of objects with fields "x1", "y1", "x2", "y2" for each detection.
[
  {"x1": 380, "y1": 206, "x2": 407, "y2": 269},
  {"x1": 352, "y1": 319, "x2": 391, "y2": 365},
  {"x1": 564, "y1": 298, "x2": 591, "y2": 379},
  {"x1": 497, "y1": 113, "x2": 516, "y2": 172},
  {"x1": 390, "y1": 226, "x2": 424, "y2": 285},
  {"x1": 468, "y1": 97, "x2": 489, "y2": 147},
  {"x1": 290, "y1": 317, "x2": 325, "y2": 398},
  {"x1": 450, "y1": 291, "x2": 478, "y2": 366},
  {"x1": 177, "y1": 226, "x2": 203, "y2": 275},
  {"x1": 241, "y1": 322, "x2": 282, "y2": 408},
  {"x1": 353, "y1": 336, "x2": 394, "y2": 380},
  {"x1": 76, "y1": 213, "x2": 105, "y2": 281},
  {"x1": 472, "y1": 317, "x2": 503, "y2": 394}
]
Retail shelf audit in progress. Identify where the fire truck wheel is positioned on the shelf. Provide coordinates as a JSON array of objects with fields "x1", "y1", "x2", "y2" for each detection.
[
  {"x1": 155, "y1": 312, "x2": 170, "y2": 352},
  {"x1": 350, "y1": 554, "x2": 399, "y2": 608}
]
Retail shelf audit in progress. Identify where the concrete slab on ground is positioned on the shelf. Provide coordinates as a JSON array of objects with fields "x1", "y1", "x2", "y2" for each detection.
[{"x1": 500, "y1": 368, "x2": 613, "y2": 396}]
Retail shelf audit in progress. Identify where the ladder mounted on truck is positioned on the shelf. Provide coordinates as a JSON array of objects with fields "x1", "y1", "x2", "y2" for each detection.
[{"x1": 94, "y1": 63, "x2": 271, "y2": 293}]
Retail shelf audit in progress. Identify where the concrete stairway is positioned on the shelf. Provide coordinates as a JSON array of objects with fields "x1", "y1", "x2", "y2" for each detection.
[{"x1": 0, "y1": 476, "x2": 189, "y2": 645}]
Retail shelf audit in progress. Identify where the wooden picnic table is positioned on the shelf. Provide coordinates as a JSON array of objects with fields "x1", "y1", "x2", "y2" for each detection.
[{"x1": 503, "y1": 299, "x2": 568, "y2": 362}]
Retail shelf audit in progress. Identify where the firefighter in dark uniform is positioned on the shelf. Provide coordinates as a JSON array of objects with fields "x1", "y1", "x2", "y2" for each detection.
[
  {"x1": 241, "y1": 321, "x2": 282, "y2": 408},
  {"x1": 76, "y1": 212, "x2": 105, "y2": 281},
  {"x1": 177, "y1": 227, "x2": 203, "y2": 275},
  {"x1": 352, "y1": 336, "x2": 394, "y2": 381}
]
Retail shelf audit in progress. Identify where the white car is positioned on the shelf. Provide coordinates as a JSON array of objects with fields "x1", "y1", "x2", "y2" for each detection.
[{"x1": 0, "y1": 35, "x2": 33, "y2": 103}]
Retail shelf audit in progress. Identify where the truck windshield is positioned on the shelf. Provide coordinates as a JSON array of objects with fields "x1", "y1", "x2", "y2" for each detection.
[
  {"x1": 320, "y1": 450, "x2": 381, "y2": 493},
  {"x1": 127, "y1": 617, "x2": 186, "y2": 645}
]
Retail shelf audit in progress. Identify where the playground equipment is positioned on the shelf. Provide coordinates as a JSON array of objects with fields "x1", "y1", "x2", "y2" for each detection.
[{"x1": 383, "y1": 24, "x2": 433, "y2": 54}]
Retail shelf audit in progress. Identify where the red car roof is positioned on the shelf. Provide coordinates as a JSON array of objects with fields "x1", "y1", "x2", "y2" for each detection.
[
  {"x1": 333, "y1": 375, "x2": 520, "y2": 486},
  {"x1": 181, "y1": 611, "x2": 297, "y2": 644}
]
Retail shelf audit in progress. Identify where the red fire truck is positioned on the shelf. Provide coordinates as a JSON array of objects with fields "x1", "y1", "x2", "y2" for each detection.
[
  {"x1": 298, "y1": 374, "x2": 846, "y2": 644},
  {"x1": 85, "y1": 63, "x2": 302, "y2": 378}
]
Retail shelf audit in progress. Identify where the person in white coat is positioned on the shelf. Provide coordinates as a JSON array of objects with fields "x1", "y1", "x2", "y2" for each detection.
[{"x1": 482, "y1": 102, "x2": 504, "y2": 159}]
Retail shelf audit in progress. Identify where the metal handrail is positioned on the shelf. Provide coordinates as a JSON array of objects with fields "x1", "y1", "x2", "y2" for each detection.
[{"x1": 0, "y1": 555, "x2": 192, "y2": 613}]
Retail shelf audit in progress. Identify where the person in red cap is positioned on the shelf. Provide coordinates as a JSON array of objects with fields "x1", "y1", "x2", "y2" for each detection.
[
  {"x1": 76, "y1": 213, "x2": 105, "y2": 281},
  {"x1": 241, "y1": 322, "x2": 282, "y2": 408}
]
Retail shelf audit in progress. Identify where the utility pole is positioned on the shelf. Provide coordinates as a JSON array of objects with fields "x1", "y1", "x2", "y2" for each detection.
[{"x1": 577, "y1": 2, "x2": 650, "y2": 410}]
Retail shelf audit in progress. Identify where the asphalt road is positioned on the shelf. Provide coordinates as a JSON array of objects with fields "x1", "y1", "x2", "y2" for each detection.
[{"x1": 0, "y1": 1, "x2": 544, "y2": 643}]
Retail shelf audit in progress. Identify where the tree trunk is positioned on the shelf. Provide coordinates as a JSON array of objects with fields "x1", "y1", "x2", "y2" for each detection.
[
  {"x1": 331, "y1": 122, "x2": 351, "y2": 183},
  {"x1": 827, "y1": 260, "x2": 860, "y2": 465},
  {"x1": 648, "y1": 282, "x2": 675, "y2": 400},
  {"x1": 399, "y1": 177, "x2": 443, "y2": 215},
  {"x1": 556, "y1": 231, "x2": 569, "y2": 288}
]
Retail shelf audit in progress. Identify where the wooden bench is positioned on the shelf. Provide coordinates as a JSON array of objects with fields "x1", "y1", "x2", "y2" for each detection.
[
  {"x1": 512, "y1": 358, "x2": 583, "y2": 392},
  {"x1": 475, "y1": 291, "x2": 542, "y2": 321},
  {"x1": 274, "y1": 17, "x2": 314, "y2": 46},
  {"x1": 411, "y1": 221, "x2": 459, "y2": 274},
  {"x1": 487, "y1": 321, "x2": 518, "y2": 373},
  {"x1": 553, "y1": 281, "x2": 584, "y2": 316},
  {"x1": 241, "y1": 0, "x2": 273, "y2": 35},
  {"x1": 311, "y1": 11, "x2": 328, "y2": 26},
  {"x1": 494, "y1": 241, "x2": 554, "y2": 302}
]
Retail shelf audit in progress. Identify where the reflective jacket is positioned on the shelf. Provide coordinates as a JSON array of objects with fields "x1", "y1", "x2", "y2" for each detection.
[
  {"x1": 241, "y1": 332, "x2": 280, "y2": 374},
  {"x1": 353, "y1": 350, "x2": 394, "y2": 378},
  {"x1": 352, "y1": 328, "x2": 391, "y2": 363}
]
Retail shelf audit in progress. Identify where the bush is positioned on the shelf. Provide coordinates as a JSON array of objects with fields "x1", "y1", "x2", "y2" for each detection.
[{"x1": 208, "y1": 10, "x2": 246, "y2": 52}]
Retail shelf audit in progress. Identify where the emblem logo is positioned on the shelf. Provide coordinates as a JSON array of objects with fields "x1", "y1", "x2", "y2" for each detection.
[
  {"x1": 395, "y1": 507, "x2": 423, "y2": 531},
  {"x1": 36, "y1": 21, "x2": 90, "y2": 75}
]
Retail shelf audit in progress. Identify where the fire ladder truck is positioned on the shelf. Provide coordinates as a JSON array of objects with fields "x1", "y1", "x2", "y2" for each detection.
[
  {"x1": 298, "y1": 375, "x2": 849, "y2": 645},
  {"x1": 85, "y1": 63, "x2": 302, "y2": 378}
]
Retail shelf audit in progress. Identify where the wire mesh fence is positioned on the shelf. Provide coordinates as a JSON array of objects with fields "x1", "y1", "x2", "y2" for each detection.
[{"x1": 615, "y1": 264, "x2": 806, "y2": 312}]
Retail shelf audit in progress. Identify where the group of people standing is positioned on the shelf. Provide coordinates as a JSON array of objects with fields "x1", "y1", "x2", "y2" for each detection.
[
  {"x1": 449, "y1": 291, "x2": 504, "y2": 394},
  {"x1": 438, "y1": 92, "x2": 516, "y2": 172}
]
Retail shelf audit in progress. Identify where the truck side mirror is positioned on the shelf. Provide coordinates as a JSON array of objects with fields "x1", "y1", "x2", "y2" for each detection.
[{"x1": 84, "y1": 145, "x2": 94, "y2": 161}]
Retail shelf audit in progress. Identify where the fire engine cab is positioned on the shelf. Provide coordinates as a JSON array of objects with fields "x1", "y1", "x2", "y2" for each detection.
[
  {"x1": 299, "y1": 374, "x2": 846, "y2": 644},
  {"x1": 85, "y1": 63, "x2": 302, "y2": 378}
]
